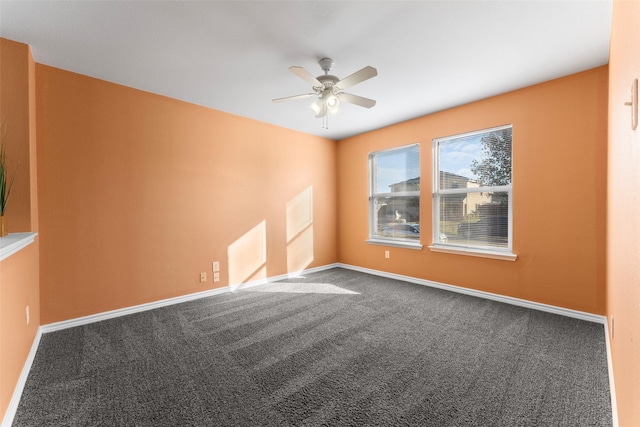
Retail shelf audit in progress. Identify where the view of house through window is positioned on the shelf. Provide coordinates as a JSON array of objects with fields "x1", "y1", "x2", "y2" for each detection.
[
  {"x1": 369, "y1": 144, "x2": 420, "y2": 244},
  {"x1": 433, "y1": 125, "x2": 512, "y2": 251}
]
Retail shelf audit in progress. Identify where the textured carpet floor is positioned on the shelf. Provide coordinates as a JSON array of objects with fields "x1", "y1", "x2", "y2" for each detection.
[{"x1": 13, "y1": 268, "x2": 612, "y2": 426}]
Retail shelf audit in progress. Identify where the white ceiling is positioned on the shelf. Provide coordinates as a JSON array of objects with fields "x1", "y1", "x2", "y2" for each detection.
[{"x1": 0, "y1": 1, "x2": 612, "y2": 140}]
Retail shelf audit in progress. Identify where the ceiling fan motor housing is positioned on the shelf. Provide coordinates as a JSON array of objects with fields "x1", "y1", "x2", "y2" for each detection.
[
  {"x1": 319, "y1": 58, "x2": 334, "y2": 73},
  {"x1": 316, "y1": 74, "x2": 339, "y2": 93}
]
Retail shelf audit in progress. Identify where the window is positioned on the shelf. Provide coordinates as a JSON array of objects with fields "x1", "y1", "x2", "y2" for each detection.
[
  {"x1": 368, "y1": 144, "x2": 421, "y2": 249},
  {"x1": 432, "y1": 125, "x2": 515, "y2": 259}
]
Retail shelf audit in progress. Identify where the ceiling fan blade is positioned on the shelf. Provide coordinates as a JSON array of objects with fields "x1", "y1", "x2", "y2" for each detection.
[
  {"x1": 289, "y1": 66, "x2": 322, "y2": 87},
  {"x1": 334, "y1": 66, "x2": 377, "y2": 91},
  {"x1": 272, "y1": 93, "x2": 316, "y2": 103},
  {"x1": 339, "y1": 93, "x2": 376, "y2": 108}
]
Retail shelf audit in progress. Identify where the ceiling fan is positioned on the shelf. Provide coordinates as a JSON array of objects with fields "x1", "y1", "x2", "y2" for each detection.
[{"x1": 273, "y1": 58, "x2": 377, "y2": 125}]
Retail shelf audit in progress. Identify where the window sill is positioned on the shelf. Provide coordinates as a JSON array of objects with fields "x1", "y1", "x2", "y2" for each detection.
[
  {"x1": 366, "y1": 238, "x2": 423, "y2": 250},
  {"x1": 428, "y1": 244, "x2": 517, "y2": 261},
  {"x1": 0, "y1": 232, "x2": 38, "y2": 262}
]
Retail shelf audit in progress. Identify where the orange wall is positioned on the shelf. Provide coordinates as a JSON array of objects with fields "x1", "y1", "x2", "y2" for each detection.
[
  {"x1": 0, "y1": 38, "x2": 35, "y2": 232},
  {"x1": 338, "y1": 66, "x2": 608, "y2": 315},
  {"x1": 36, "y1": 65, "x2": 337, "y2": 324},
  {"x1": 0, "y1": 39, "x2": 40, "y2": 422},
  {"x1": 608, "y1": 0, "x2": 640, "y2": 425}
]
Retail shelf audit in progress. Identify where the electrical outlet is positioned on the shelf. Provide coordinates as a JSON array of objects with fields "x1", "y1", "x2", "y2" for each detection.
[
  {"x1": 385, "y1": 251, "x2": 390, "y2": 259},
  {"x1": 213, "y1": 261, "x2": 220, "y2": 272},
  {"x1": 26, "y1": 305, "x2": 30, "y2": 325},
  {"x1": 213, "y1": 272, "x2": 220, "y2": 283},
  {"x1": 200, "y1": 272, "x2": 207, "y2": 283}
]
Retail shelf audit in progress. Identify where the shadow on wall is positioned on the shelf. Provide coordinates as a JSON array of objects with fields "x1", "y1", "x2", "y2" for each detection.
[{"x1": 226, "y1": 186, "x2": 314, "y2": 285}]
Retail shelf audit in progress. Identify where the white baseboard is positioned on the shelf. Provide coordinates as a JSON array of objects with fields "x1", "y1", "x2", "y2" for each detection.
[
  {"x1": 337, "y1": 263, "x2": 607, "y2": 324},
  {"x1": 3, "y1": 264, "x2": 337, "y2": 425},
  {"x1": 8, "y1": 262, "x2": 616, "y2": 426},
  {"x1": 41, "y1": 262, "x2": 606, "y2": 332},
  {"x1": 40, "y1": 263, "x2": 339, "y2": 334},
  {"x1": 604, "y1": 318, "x2": 619, "y2": 427},
  {"x1": 1, "y1": 327, "x2": 42, "y2": 427},
  {"x1": 337, "y1": 263, "x2": 616, "y2": 425}
]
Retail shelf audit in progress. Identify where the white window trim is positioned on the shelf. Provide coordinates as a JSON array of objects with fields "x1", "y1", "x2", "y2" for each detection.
[
  {"x1": 431, "y1": 125, "x2": 516, "y2": 260},
  {"x1": 366, "y1": 238, "x2": 423, "y2": 250},
  {"x1": 367, "y1": 143, "x2": 421, "y2": 248},
  {"x1": 428, "y1": 244, "x2": 517, "y2": 261}
]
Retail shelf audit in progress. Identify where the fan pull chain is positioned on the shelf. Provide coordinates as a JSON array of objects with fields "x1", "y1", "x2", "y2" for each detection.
[
  {"x1": 319, "y1": 101, "x2": 329, "y2": 129},
  {"x1": 322, "y1": 111, "x2": 329, "y2": 129}
]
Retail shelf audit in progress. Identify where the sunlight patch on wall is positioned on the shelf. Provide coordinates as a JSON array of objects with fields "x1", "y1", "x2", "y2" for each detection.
[
  {"x1": 286, "y1": 186, "x2": 313, "y2": 240},
  {"x1": 287, "y1": 227, "x2": 314, "y2": 273},
  {"x1": 228, "y1": 220, "x2": 267, "y2": 285},
  {"x1": 286, "y1": 186, "x2": 314, "y2": 273}
]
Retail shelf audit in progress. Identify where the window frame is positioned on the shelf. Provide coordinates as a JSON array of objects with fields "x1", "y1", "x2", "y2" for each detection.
[
  {"x1": 429, "y1": 125, "x2": 516, "y2": 261},
  {"x1": 367, "y1": 143, "x2": 422, "y2": 250}
]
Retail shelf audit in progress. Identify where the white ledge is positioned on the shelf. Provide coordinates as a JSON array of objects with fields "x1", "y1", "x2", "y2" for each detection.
[
  {"x1": 0, "y1": 232, "x2": 38, "y2": 262},
  {"x1": 366, "y1": 238, "x2": 423, "y2": 250},
  {"x1": 428, "y1": 244, "x2": 517, "y2": 261}
]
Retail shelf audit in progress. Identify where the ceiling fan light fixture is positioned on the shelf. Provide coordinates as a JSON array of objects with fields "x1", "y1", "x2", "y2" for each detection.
[
  {"x1": 326, "y1": 93, "x2": 339, "y2": 108},
  {"x1": 310, "y1": 98, "x2": 324, "y2": 116},
  {"x1": 326, "y1": 99, "x2": 340, "y2": 115},
  {"x1": 274, "y1": 58, "x2": 377, "y2": 129},
  {"x1": 310, "y1": 91, "x2": 340, "y2": 117}
]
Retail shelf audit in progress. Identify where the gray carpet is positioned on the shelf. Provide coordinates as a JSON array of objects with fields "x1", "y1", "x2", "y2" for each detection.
[{"x1": 12, "y1": 268, "x2": 612, "y2": 426}]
